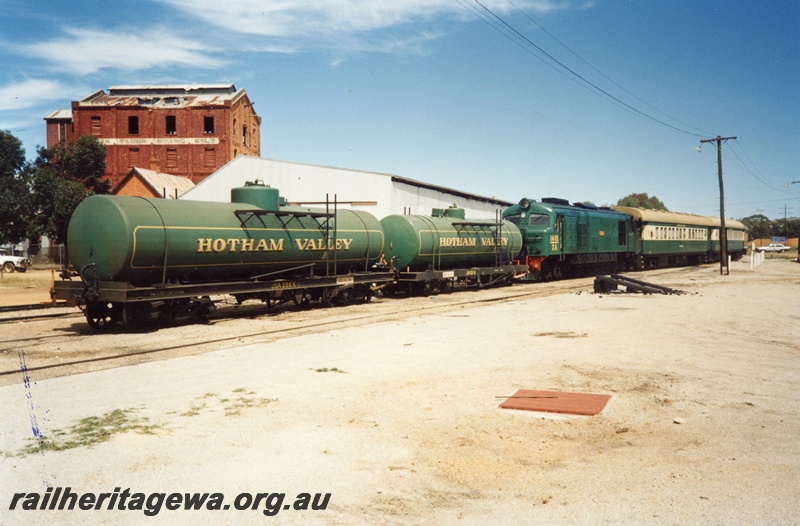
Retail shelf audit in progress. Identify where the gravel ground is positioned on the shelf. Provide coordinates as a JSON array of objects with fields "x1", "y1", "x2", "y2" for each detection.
[{"x1": 1, "y1": 258, "x2": 798, "y2": 525}]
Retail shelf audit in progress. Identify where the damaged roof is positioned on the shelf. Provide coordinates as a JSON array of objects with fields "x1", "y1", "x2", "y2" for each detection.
[{"x1": 77, "y1": 84, "x2": 247, "y2": 109}]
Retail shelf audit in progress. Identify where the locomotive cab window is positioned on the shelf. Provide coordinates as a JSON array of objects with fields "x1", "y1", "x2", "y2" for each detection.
[
  {"x1": 505, "y1": 214, "x2": 522, "y2": 226},
  {"x1": 528, "y1": 214, "x2": 550, "y2": 226}
]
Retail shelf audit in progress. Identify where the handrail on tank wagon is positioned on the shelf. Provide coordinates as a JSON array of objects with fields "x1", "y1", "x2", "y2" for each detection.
[
  {"x1": 233, "y1": 193, "x2": 343, "y2": 278},
  {"x1": 451, "y1": 214, "x2": 511, "y2": 268}
]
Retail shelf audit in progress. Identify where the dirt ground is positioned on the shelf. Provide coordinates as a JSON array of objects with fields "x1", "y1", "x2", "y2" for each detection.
[
  {"x1": 0, "y1": 266, "x2": 59, "y2": 306},
  {"x1": 0, "y1": 257, "x2": 798, "y2": 525}
]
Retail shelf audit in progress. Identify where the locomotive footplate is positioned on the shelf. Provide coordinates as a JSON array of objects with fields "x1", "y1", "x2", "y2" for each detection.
[{"x1": 53, "y1": 271, "x2": 396, "y2": 304}]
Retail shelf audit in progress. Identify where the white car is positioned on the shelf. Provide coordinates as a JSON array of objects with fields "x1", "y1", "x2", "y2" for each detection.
[
  {"x1": 0, "y1": 250, "x2": 31, "y2": 272},
  {"x1": 756, "y1": 243, "x2": 791, "y2": 253}
]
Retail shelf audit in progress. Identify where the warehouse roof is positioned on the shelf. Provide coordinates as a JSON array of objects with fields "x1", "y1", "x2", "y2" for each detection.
[{"x1": 113, "y1": 167, "x2": 195, "y2": 199}]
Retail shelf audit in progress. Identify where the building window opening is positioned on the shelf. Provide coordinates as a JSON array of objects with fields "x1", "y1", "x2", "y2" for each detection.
[
  {"x1": 204, "y1": 147, "x2": 215, "y2": 167},
  {"x1": 91, "y1": 116, "x2": 101, "y2": 136},
  {"x1": 58, "y1": 122, "x2": 67, "y2": 143},
  {"x1": 166, "y1": 147, "x2": 177, "y2": 168},
  {"x1": 129, "y1": 148, "x2": 140, "y2": 167},
  {"x1": 128, "y1": 116, "x2": 139, "y2": 135},
  {"x1": 166, "y1": 115, "x2": 177, "y2": 135},
  {"x1": 204, "y1": 116, "x2": 215, "y2": 134},
  {"x1": 242, "y1": 125, "x2": 248, "y2": 146}
]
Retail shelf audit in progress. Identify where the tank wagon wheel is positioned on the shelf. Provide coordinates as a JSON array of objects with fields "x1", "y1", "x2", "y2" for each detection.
[
  {"x1": 2, "y1": 262, "x2": 15, "y2": 273},
  {"x1": 334, "y1": 288, "x2": 354, "y2": 306},
  {"x1": 85, "y1": 302, "x2": 119, "y2": 329},
  {"x1": 292, "y1": 289, "x2": 312, "y2": 307},
  {"x1": 123, "y1": 303, "x2": 153, "y2": 328},
  {"x1": 321, "y1": 288, "x2": 334, "y2": 307},
  {"x1": 381, "y1": 285, "x2": 397, "y2": 297},
  {"x1": 355, "y1": 285, "x2": 373, "y2": 303}
]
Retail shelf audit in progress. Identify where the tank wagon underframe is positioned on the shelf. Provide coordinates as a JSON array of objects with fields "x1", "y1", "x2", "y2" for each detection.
[
  {"x1": 388, "y1": 263, "x2": 528, "y2": 295},
  {"x1": 55, "y1": 269, "x2": 395, "y2": 328}
]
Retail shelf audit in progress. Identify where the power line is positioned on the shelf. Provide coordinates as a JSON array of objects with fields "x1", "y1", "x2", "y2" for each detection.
[
  {"x1": 504, "y1": 0, "x2": 715, "y2": 138},
  {"x1": 726, "y1": 141, "x2": 785, "y2": 192},
  {"x1": 463, "y1": 0, "x2": 705, "y2": 137},
  {"x1": 461, "y1": 1, "x2": 777, "y2": 198}
]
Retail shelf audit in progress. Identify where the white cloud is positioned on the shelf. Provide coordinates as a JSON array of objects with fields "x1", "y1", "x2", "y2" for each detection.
[
  {"x1": 0, "y1": 79, "x2": 66, "y2": 111},
  {"x1": 159, "y1": 0, "x2": 578, "y2": 50},
  {"x1": 17, "y1": 27, "x2": 224, "y2": 75}
]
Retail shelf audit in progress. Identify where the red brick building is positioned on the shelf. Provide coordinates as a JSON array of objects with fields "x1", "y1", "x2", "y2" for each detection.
[{"x1": 44, "y1": 84, "x2": 261, "y2": 188}]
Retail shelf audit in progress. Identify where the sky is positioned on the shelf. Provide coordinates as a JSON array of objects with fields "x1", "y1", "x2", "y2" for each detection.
[{"x1": 1, "y1": 0, "x2": 798, "y2": 221}]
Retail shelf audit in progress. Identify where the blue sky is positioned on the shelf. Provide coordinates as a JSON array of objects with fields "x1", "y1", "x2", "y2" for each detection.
[{"x1": 1, "y1": 0, "x2": 798, "y2": 220}]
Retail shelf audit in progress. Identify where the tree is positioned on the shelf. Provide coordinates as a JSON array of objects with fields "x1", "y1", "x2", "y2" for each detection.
[
  {"x1": 772, "y1": 217, "x2": 800, "y2": 239},
  {"x1": 0, "y1": 130, "x2": 26, "y2": 179},
  {"x1": 740, "y1": 214, "x2": 772, "y2": 241},
  {"x1": 29, "y1": 171, "x2": 86, "y2": 246},
  {"x1": 35, "y1": 135, "x2": 111, "y2": 194},
  {"x1": 616, "y1": 193, "x2": 668, "y2": 211},
  {"x1": 0, "y1": 130, "x2": 33, "y2": 245},
  {"x1": 28, "y1": 135, "x2": 110, "y2": 247}
]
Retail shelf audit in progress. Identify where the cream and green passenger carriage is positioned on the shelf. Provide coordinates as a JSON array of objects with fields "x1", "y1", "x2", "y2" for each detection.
[{"x1": 614, "y1": 207, "x2": 746, "y2": 269}]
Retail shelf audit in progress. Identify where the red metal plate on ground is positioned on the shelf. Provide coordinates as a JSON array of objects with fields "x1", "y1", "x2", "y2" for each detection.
[{"x1": 499, "y1": 389, "x2": 611, "y2": 416}]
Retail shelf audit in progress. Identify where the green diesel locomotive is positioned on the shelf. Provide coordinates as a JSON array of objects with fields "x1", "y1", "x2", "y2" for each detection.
[
  {"x1": 504, "y1": 198, "x2": 748, "y2": 280},
  {"x1": 502, "y1": 198, "x2": 633, "y2": 280}
]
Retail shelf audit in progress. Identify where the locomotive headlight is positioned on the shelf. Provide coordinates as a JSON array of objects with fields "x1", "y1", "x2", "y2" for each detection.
[{"x1": 519, "y1": 198, "x2": 530, "y2": 210}]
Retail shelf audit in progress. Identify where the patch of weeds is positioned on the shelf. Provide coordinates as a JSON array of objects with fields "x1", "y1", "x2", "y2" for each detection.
[
  {"x1": 533, "y1": 332, "x2": 588, "y2": 339},
  {"x1": 20, "y1": 408, "x2": 161, "y2": 456},
  {"x1": 311, "y1": 367, "x2": 347, "y2": 373},
  {"x1": 181, "y1": 389, "x2": 276, "y2": 418},
  {"x1": 223, "y1": 391, "x2": 276, "y2": 417},
  {"x1": 181, "y1": 402, "x2": 207, "y2": 417}
]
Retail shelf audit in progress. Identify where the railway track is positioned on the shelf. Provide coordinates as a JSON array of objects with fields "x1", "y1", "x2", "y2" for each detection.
[
  {"x1": 0, "y1": 280, "x2": 591, "y2": 383},
  {"x1": 0, "y1": 265, "x2": 703, "y2": 384}
]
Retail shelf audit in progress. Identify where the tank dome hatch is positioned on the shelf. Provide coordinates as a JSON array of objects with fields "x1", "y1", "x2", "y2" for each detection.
[{"x1": 231, "y1": 180, "x2": 280, "y2": 210}]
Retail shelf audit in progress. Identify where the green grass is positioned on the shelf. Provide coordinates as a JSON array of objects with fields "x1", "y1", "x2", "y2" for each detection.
[
  {"x1": 16, "y1": 388, "x2": 277, "y2": 456},
  {"x1": 20, "y1": 408, "x2": 161, "y2": 455},
  {"x1": 181, "y1": 389, "x2": 276, "y2": 417}
]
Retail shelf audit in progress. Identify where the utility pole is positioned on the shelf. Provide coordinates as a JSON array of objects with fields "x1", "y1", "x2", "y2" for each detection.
[
  {"x1": 790, "y1": 181, "x2": 800, "y2": 262},
  {"x1": 700, "y1": 135, "x2": 737, "y2": 275}
]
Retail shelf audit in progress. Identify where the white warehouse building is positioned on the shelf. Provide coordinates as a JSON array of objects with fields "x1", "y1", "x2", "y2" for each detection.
[{"x1": 179, "y1": 156, "x2": 512, "y2": 220}]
